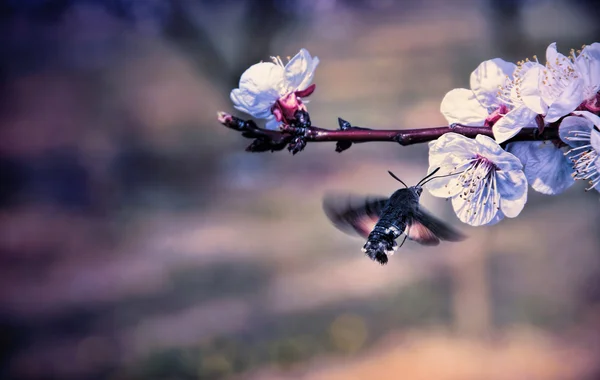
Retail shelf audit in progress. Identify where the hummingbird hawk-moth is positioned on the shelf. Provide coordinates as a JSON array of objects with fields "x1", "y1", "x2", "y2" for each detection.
[{"x1": 322, "y1": 168, "x2": 466, "y2": 265}]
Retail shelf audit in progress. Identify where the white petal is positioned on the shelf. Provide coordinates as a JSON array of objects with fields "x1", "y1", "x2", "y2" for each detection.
[
  {"x1": 470, "y1": 58, "x2": 516, "y2": 109},
  {"x1": 545, "y1": 42, "x2": 561, "y2": 65},
  {"x1": 230, "y1": 90, "x2": 275, "y2": 119},
  {"x1": 451, "y1": 184, "x2": 500, "y2": 226},
  {"x1": 473, "y1": 134, "x2": 506, "y2": 155},
  {"x1": 495, "y1": 170, "x2": 527, "y2": 217},
  {"x1": 507, "y1": 141, "x2": 574, "y2": 194},
  {"x1": 576, "y1": 43, "x2": 600, "y2": 94},
  {"x1": 428, "y1": 132, "x2": 478, "y2": 164},
  {"x1": 483, "y1": 211, "x2": 505, "y2": 226},
  {"x1": 440, "y1": 89, "x2": 489, "y2": 126},
  {"x1": 559, "y1": 114, "x2": 594, "y2": 147},
  {"x1": 492, "y1": 105, "x2": 538, "y2": 144},
  {"x1": 474, "y1": 134, "x2": 523, "y2": 171},
  {"x1": 284, "y1": 49, "x2": 320, "y2": 93},
  {"x1": 231, "y1": 62, "x2": 284, "y2": 118},
  {"x1": 573, "y1": 110, "x2": 600, "y2": 127},
  {"x1": 230, "y1": 88, "x2": 252, "y2": 114},
  {"x1": 238, "y1": 62, "x2": 284, "y2": 97},
  {"x1": 592, "y1": 127, "x2": 600, "y2": 152},
  {"x1": 518, "y1": 64, "x2": 548, "y2": 114},
  {"x1": 572, "y1": 111, "x2": 600, "y2": 151},
  {"x1": 545, "y1": 77, "x2": 585, "y2": 122}
]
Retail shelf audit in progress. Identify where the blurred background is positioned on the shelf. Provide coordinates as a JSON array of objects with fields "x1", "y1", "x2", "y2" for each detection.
[{"x1": 1, "y1": 0, "x2": 600, "y2": 379}]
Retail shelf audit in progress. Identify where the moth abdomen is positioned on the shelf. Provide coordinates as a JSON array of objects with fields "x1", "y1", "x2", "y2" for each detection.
[{"x1": 361, "y1": 224, "x2": 402, "y2": 265}]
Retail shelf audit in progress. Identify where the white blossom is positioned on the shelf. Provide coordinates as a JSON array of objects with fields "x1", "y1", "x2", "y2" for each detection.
[
  {"x1": 440, "y1": 58, "x2": 515, "y2": 127},
  {"x1": 230, "y1": 49, "x2": 319, "y2": 130},
  {"x1": 494, "y1": 43, "x2": 586, "y2": 143},
  {"x1": 427, "y1": 133, "x2": 528, "y2": 226},
  {"x1": 439, "y1": 58, "x2": 540, "y2": 144},
  {"x1": 492, "y1": 60, "x2": 544, "y2": 143},
  {"x1": 522, "y1": 43, "x2": 584, "y2": 121},
  {"x1": 559, "y1": 111, "x2": 600, "y2": 192}
]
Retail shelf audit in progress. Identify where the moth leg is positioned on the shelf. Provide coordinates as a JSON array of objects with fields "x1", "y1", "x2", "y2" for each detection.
[{"x1": 397, "y1": 234, "x2": 408, "y2": 250}]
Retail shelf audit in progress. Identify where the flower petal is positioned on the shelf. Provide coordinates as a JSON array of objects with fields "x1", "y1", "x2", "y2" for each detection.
[
  {"x1": 239, "y1": 62, "x2": 284, "y2": 98},
  {"x1": 231, "y1": 62, "x2": 284, "y2": 118},
  {"x1": 440, "y1": 89, "x2": 489, "y2": 126},
  {"x1": 545, "y1": 42, "x2": 560, "y2": 61},
  {"x1": 573, "y1": 110, "x2": 600, "y2": 127},
  {"x1": 592, "y1": 128, "x2": 600, "y2": 152},
  {"x1": 428, "y1": 132, "x2": 478, "y2": 164},
  {"x1": 484, "y1": 211, "x2": 505, "y2": 226},
  {"x1": 572, "y1": 111, "x2": 600, "y2": 151},
  {"x1": 473, "y1": 134, "x2": 506, "y2": 155},
  {"x1": 559, "y1": 114, "x2": 595, "y2": 147},
  {"x1": 496, "y1": 170, "x2": 527, "y2": 218},
  {"x1": 492, "y1": 105, "x2": 538, "y2": 144},
  {"x1": 427, "y1": 133, "x2": 477, "y2": 197},
  {"x1": 576, "y1": 43, "x2": 600, "y2": 95},
  {"x1": 507, "y1": 141, "x2": 574, "y2": 194},
  {"x1": 470, "y1": 58, "x2": 516, "y2": 109},
  {"x1": 230, "y1": 88, "x2": 252, "y2": 114},
  {"x1": 474, "y1": 134, "x2": 523, "y2": 171},
  {"x1": 518, "y1": 64, "x2": 548, "y2": 114},
  {"x1": 545, "y1": 77, "x2": 585, "y2": 122},
  {"x1": 285, "y1": 48, "x2": 320, "y2": 93}
]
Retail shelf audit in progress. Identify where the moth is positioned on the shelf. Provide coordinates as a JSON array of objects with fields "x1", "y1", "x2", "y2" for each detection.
[{"x1": 322, "y1": 168, "x2": 466, "y2": 265}]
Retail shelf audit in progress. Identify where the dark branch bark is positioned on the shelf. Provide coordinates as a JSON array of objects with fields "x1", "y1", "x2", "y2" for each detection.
[{"x1": 217, "y1": 112, "x2": 559, "y2": 154}]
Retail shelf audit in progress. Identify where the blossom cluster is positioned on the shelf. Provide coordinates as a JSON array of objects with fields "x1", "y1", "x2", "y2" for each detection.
[
  {"x1": 227, "y1": 43, "x2": 600, "y2": 227},
  {"x1": 430, "y1": 42, "x2": 600, "y2": 226}
]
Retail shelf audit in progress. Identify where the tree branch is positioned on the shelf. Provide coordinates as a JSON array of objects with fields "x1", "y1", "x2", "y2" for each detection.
[{"x1": 217, "y1": 111, "x2": 559, "y2": 154}]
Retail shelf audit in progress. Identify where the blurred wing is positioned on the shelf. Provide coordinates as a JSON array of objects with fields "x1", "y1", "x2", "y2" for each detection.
[
  {"x1": 405, "y1": 207, "x2": 466, "y2": 246},
  {"x1": 322, "y1": 193, "x2": 389, "y2": 238}
]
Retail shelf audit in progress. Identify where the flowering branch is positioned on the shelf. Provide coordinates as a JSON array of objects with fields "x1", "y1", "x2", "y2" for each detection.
[
  {"x1": 219, "y1": 43, "x2": 600, "y2": 230},
  {"x1": 218, "y1": 111, "x2": 559, "y2": 154}
]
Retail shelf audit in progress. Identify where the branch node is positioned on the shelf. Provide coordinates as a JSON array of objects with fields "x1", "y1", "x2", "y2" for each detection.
[
  {"x1": 288, "y1": 136, "x2": 307, "y2": 155},
  {"x1": 338, "y1": 118, "x2": 352, "y2": 130},
  {"x1": 335, "y1": 141, "x2": 352, "y2": 153}
]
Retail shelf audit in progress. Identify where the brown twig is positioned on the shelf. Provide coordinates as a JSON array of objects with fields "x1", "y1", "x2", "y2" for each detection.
[{"x1": 217, "y1": 111, "x2": 559, "y2": 154}]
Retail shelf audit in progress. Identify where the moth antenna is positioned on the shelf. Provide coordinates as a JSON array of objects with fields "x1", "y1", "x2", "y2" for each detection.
[
  {"x1": 416, "y1": 167, "x2": 441, "y2": 186},
  {"x1": 420, "y1": 170, "x2": 466, "y2": 186},
  {"x1": 387, "y1": 171, "x2": 408, "y2": 188}
]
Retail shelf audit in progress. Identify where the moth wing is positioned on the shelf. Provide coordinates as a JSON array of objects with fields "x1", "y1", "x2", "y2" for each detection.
[
  {"x1": 405, "y1": 206, "x2": 466, "y2": 246},
  {"x1": 322, "y1": 193, "x2": 389, "y2": 238}
]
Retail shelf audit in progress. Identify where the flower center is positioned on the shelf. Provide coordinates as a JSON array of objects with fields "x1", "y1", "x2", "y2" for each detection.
[
  {"x1": 448, "y1": 155, "x2": 500, "y2": 216},
  {"x1": 271, "y1": 92, "x2": 307, "y2": 124},
  {"x1": 564, "y1": 130, "x2": 600, "y2": 191},
  {"x1": 496, "y1": 58, "x2": 538, "y2": 108},
  {"x1": 542, "y1": 54, "x2": 579, "y2": 100}
]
